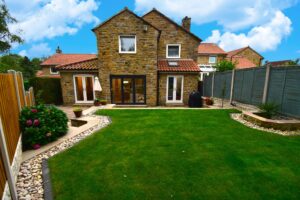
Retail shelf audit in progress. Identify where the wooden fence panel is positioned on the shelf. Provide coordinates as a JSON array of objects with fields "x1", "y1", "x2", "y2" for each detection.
[{"x1": 0, "y1": 159, "x2": 6, "y2": 198}]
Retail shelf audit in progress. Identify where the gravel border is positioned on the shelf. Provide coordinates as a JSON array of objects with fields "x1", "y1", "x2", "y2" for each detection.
[
  {"x1": 16, "y1": 115, "x2": 111, "y2": 200},
  {"x1": 231, "y1": 113, "x2": 300, "y2": 136}
]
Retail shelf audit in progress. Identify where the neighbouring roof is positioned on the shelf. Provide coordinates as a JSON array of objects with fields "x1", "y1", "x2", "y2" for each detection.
[
  {"x1": 142, "y1": 8, "x2": 202, "y2": 42},
  {"x1": 92, "y1": 7, "x2": 160, "y2": 32},
  {"x1": 56, "y1": 58, "x2": 98, "y2": 70},
  {"x1": 227, "y1": 46, "x2": 264, "y2": 59},
  {"x1": 230, "y1": 56, "x2": 257, "y2": 69},
  {"x1": 266, "y1": 60, "x2": 292, "y2": 67},
  {"x1": 198, "y1": 43, "x2": 227, "y2": 55},
  {"x1": 158, "y1": 59, "x2": 200, "y2": 72},
  {"x1": 35, "y1": 70, "x2": 61, "y2": 78},
  {"x1": 41, "y1": 54, "x2": 97, "y2": 66}
]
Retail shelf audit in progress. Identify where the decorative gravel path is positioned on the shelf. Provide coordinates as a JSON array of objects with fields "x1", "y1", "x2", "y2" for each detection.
[
  {"x1": 231, "y1": 113, "x2": 300, "y2": 136},
  {"x1": 16, "y1": 116, "x2": 111, "y2": 200}
]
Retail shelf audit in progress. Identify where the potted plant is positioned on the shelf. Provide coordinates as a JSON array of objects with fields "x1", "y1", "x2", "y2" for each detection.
[
  {"x1": 73, "y1": 107, "x2": 83, "y2": 118},
  {"x1": 94, "y1": 98, "x2": 100, "y2": 106},
  {"x1": 99, "y1": 99, "x2": 107, "y2": 105},
  {"x1": 205, "y1": 97, "x2": 214, "y2": 106},
  {"x1": 257, "y1": 102, "x2": 279, "y2": 119}
]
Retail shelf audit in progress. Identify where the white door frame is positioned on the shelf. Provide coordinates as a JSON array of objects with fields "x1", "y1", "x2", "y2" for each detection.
[
  {"x1": 73, "y1": 74, "x2": 95, "y2": 103},
  {"x1": 166, "y1": 75, "x2": 184, "y2": 103}
]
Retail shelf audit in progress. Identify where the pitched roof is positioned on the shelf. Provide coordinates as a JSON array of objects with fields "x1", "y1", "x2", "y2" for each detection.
[
  {"x1": 92, "y1": 7, "x2": 160, "y2": 32},
  {"x1": 230, "y1": 56, "x2": 257, "y2": 69},
  {"x1": 56, "y1": 58, "x2": 98, "y2": 70},
  {"x1": 198, "y1": 43, "x2": 227, "y2": 55},
  {"x1": 158, "y1": 59, "x2": 200, "y2": 72},
  {"x1": 41, "y1": 54, "x2": 97, "y2": 66},
  {"x1": 142, "y1": 9, "x2": 202, "y2": 42},
  {"x1": 227, "y1": 46, "x2": 263, "y2": 59},
  {"x1": 266, "y1": 60, "x2": 292, "y2": 67}
]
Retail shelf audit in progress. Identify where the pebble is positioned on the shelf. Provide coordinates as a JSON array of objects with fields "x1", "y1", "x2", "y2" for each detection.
[{"x1": 16, "y1": 115, "x2": 111, "y2": 199}]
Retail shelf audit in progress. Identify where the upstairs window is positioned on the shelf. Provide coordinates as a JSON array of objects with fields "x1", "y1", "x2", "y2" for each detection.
[
  {"x1": 119, "y1": 35, "x2": 136, "y2": 53},
  {"x1": 50, "y1": 66, "x2": 59, "y2": 74},
  {"x1": 167, "y1": 44, "x2": 181, "y2": 58},
  {"x1": 209, "y1": 56, "x2": 217, "y2": 64}
]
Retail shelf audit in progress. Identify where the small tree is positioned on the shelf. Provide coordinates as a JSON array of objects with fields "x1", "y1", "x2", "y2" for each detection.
[
  {"x1": 0, "y1": 0, "x2": 23, "y2": 53},
  {"x1": 216, "y1": 60, "x2": 235, "y2": 72}
]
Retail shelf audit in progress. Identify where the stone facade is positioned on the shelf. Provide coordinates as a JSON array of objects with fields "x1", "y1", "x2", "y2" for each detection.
[
  {"x1": 197, "y1": 55, "x2": 226, "y2": 65},
  {"x1": 158, "y1": 73, "x2": 199, "y2": 106},
  {"x1": 94, "y1": 10, "x2": 160, "y2": 106},
  {"x1": 41, "y1": 66, "x2": 52, "y2": 76},
  {"x1": 143, "y1": 11, "x2": 200, "y2": 60},
  {"x1": 60, "y1": 71, "x2": 98, "y2": 105},
  {"x1": 234, "y1": 48, "x2": 263, "y2": 66}
]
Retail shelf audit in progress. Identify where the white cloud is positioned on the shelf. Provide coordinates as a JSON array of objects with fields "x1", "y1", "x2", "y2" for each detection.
[
  {"x1": 8, "y1": 0, "x2": 100, "y2": 42},
  {"x1": 18, "y1": 43, "x2": 52, "y2": 58},
  {"x1": 135, "y1": 0, "x2": 296, "y2": 52},
  {"x1": 206, "y1": 11, "x2": 292, "y2": 52}
]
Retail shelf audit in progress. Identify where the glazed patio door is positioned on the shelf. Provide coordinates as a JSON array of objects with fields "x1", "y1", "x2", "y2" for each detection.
[
  {"x1": 74, "y1": 75, "x2": 95, "y2": 103},
  {"x1": 167, "y1": 75, "x2": 184, "y2": 103},
  {"x1": 110, "y1": 75, "x2": 146, "y2": 105}
]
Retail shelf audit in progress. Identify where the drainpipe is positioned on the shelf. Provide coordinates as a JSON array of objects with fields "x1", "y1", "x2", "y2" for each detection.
[{"x1": 156, "y1": 71, "x2": 160, "y2": 106}]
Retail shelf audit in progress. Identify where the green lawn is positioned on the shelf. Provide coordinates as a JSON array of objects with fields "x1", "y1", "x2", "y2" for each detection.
[{"x1": 48, "y1": 109, "x2": 300, "y2": 200}]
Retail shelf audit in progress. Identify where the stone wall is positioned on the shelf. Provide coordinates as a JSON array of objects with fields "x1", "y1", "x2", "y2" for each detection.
[
  {"x1": 158, "y1": 73, "x2": 199, "y2": 106},
  {"x1": 59, "y1": 71, "x2": 98, "y2": 105},
  {"x1": 41, "y1": 66, "x2": 51, "y2": 76},
  {"x1": 197, "y1": 55, "x2": 226, "y2": 65},
  {"x1": 236, "y1": 48, "x2": 262, "y2": 66},
  {"x1": 2, "y1": 137, "x2": 22, "y2": 200},
  {"x1": 143, "y1": 11, "x2": 200, "y2": 60},
  {"x1": 94, "y1": 10, "x2": 159, "y2": 106}
]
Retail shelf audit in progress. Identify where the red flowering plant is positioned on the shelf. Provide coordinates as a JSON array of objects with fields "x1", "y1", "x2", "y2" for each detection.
[{"x1": 20, "y1": 104, "x2": 68, "y2": 150}]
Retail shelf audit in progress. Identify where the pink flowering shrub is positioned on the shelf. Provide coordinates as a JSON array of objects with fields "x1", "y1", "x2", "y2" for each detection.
[{"x1": 20, "y1": 105, "x2": 68, "y2": 150}]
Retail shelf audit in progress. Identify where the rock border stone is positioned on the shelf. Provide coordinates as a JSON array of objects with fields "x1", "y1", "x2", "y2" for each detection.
[
  {"x1": 16, "y1": 115, "x2": 111, "y2": 200},
  {"x1": 231, "y1": 113, "x2": 300, "y2": 136}
]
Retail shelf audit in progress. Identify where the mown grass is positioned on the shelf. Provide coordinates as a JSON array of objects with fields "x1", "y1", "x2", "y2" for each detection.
[{"x1": 49, "y1": 109, "x2": 300, "y2": 200}]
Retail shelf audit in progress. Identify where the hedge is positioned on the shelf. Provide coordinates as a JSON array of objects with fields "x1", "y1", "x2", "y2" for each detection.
[{"x1": 29, "y1": 77, "x2": 63, "y2": 105}]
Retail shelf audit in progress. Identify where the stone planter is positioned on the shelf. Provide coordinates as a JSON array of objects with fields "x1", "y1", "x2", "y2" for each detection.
[{"x1": 242, "y1": 111, "x2": 300, "y2": 131}]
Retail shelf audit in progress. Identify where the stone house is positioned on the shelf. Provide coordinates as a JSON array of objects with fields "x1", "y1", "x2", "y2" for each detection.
[{"x1": 51, "y1": 8, "x2": 202, "y2": 106}]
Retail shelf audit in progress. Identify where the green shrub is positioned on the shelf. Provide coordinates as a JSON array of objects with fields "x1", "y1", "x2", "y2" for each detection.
[
  {"x1": 29, "y1": 77, "x2": 63, "y2": 105},
  {"x1": 258, "y1": 102, "x2": 279, "y2": 119},
  {"x1": 20, "y1": 105, "x2": 68, "y2": 150},
  {"x1": 216, "y1": 60, "x2": 236, "y2": 72}
]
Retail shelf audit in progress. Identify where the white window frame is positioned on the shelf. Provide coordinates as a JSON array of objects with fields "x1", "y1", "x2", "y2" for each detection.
[
  {"x1": 50, "y1": 66, "x2": 59, "y2": 75},
  {"x1": 119, "y1": 35, "x2": 137, "y2": 54},
  {"x1": 166, "y1": 44, "x2": 181, "y2": 59},
  {"x1": 208, "y1": 56, "x2": 217, "y2": 64},
  {"x1": 166, "y1": 75, "x2": 184, "y2": 103},
  {"x1": 73, "y1": 74, "x2": 95, "y2": 103}
]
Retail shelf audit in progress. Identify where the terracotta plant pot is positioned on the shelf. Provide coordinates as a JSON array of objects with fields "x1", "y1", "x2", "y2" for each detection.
[
  {"x1": 205, "y1": 98, "x2": 214, "y2": 106},
  {"x1": 94, "y1": 100, "x2": 100, "y2": 106},
  {"x1": 100, "y1": 101, "x2": 107, "y2": 105},
  {"x1": 74, "y1": 110, "x2": 82, "y2": 118}
]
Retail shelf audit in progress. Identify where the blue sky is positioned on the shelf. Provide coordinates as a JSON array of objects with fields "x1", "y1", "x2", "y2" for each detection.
[{"x1": 7, "y1": 0, "x2": 300, "y2": 62}]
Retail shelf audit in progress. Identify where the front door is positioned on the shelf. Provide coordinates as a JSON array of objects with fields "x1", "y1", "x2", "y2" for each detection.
[
  {"x1": 74, "y1": 75, "x2": 95, "y2": 103},
  {"x1": 110, "y1": 75, "x2": 146, "y2": 104},
  {"x1": 166, "y1": 75, "x2": 184, "y2": 103}
]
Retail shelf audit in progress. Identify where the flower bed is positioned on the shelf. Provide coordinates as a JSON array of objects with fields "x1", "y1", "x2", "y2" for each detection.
[{"x1": 20, "y1": 105, "x2": 68, "y2": 150}]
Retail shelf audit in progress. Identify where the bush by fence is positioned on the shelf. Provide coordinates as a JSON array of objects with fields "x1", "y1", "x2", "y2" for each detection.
[
  {"x1": 203, "y1": 66, "x2": 300, "y2": 118},
  {"x1": 29, "y1": 77, "x2": 63, "y2": 105}
]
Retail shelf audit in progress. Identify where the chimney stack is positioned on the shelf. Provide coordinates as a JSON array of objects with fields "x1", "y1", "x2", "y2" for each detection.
[
  {"x1": 56, "y1": 46, "x2": 62, "y2": 54},
  {"x1": 182, "y1": 16, "x2": 191, "y2": 31}
]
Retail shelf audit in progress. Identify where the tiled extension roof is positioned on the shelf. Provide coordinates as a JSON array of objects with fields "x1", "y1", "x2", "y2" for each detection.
[
  {"x1": 198, "y1": 43, "x2": 227, "y2": 55},
  {"x1": 158, "y1": 59, "x2": 200, "y2": 72},
  {"x1": 230, "y1": 56, "x2": 257, "y2": 69},
  {"x1": 41, "y1": 54, "x2": 97, "y2": 66},
  {"x1": 56, "y1": 58, "x2": 98, "y2": 70},
  {"x1": 227, "y1": 46, "x2": 264, "y2": 59}
]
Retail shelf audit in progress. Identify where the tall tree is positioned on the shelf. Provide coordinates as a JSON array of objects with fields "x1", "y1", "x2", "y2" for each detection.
[{"x1": 0, "y1": 0, "x2": 23, "y2": 53}]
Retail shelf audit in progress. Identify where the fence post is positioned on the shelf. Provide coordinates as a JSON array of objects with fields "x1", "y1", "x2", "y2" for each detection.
[
  {"x1": 0, "y1": 117, "x2": 18, "y2": 200},
  {"x1": 30, "y1": 87, "x2": 35, "y2": 106},
  {"x1": 262, "y1": 65, "x2": 271, "y2": 104},
  {"x1": 211, "y1": 72, "x2": 215, "y2": 98},
  {"x1": 26, "y1": 91, "x2": 31, "y2": 106},
  {"x1": 7, "y1": 70, "x2": 21, "y2": 112},
  {"x1": 17, "y1": 71, "x2": 27, "y2": 107},
  {"x1": 229, "y1": 69, "x2": 235, "y2": 104}
]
